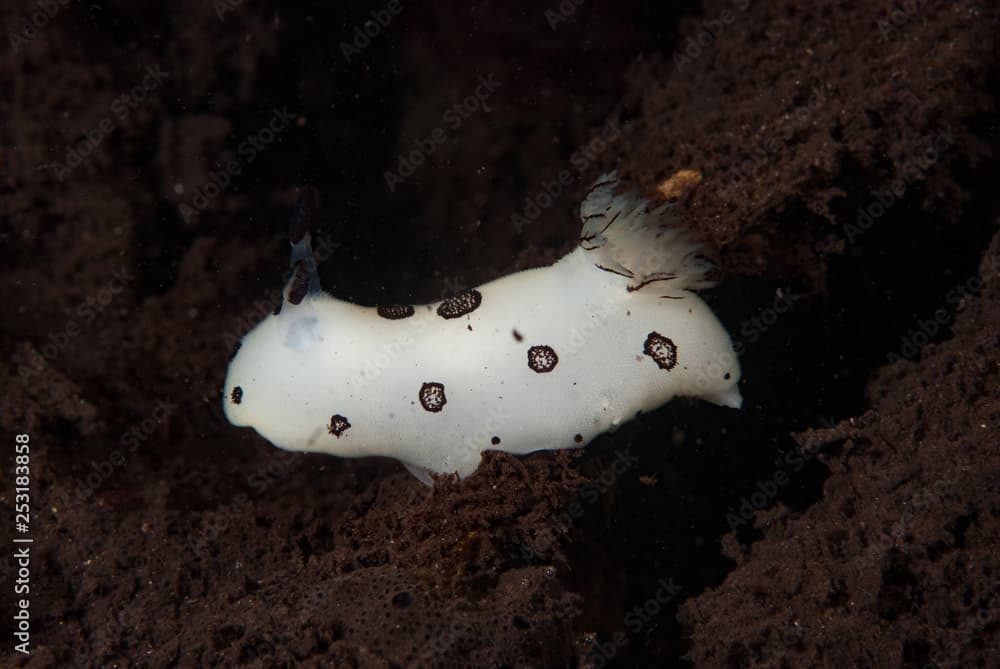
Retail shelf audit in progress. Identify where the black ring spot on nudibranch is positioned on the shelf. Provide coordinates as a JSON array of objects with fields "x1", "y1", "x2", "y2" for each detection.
[
  {"x1": 230, "y1": 386, "x2": 243, "y2": 404},
  {"x1": 328, "y1": 414, "x2": 351, "y2": 437},
  {"x1": 377, "y1": 304, "x2": 415, "y2": 320},
  {"x1": 527, "y1": 345, "x2": 559, "y2": 373},
  {"x1": 643, "y1": 331, "x2": 678, "y2": 371},
  {"x1": 512, "y1": 329, "x2": 524, "y2": 342},
  {"x1": 491, "y1": 436, "x2": 501, "y2": 445},
  {"x1": 229, "y1": 341, "x2": 242, "y2": 361},
  {"x1": 437, "y1": 289, "x2": 482, "y2": 319},
  {"x1": 419, "y1": 382, "x2": 447, "y2": 412},
  {"x1": 573, "y1": 433, "x2": 583, "y2": 444}
]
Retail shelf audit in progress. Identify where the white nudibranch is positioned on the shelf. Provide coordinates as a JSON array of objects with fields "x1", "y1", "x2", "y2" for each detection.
[{"x1": 223, "y1": 172, "x2": 742, "y2": 485}]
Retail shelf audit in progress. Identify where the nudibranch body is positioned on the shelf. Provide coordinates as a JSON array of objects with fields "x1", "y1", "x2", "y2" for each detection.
[{"x1": 223, "y1": 173, "x2": 741, "y2": 484}]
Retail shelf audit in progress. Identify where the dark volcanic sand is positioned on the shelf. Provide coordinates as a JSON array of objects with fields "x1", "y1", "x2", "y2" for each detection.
[{"x1": 1, "y1": 1, "x2": 998, "y2": 667}]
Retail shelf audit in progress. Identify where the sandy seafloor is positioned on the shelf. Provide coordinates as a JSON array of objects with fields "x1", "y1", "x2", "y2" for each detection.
[{"x1": 1, "y1": 1, "x2": 998, "y2": 667}]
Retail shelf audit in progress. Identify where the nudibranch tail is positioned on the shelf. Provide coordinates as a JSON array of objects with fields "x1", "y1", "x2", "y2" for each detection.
[
  {"x1": 579, "y1": 171, "x2": 716, "y2": 297},
  {"x1": 703, "y1": 384, "x2": 743, "y2": 410},
  {"x1": 285, "y1": 186, "x2": 322, "y2": 306}
]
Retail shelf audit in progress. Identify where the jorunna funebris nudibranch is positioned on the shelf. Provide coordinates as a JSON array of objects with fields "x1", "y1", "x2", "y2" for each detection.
[{"x1": 223, "y1": 172, "x2": 742, "y2": 485}]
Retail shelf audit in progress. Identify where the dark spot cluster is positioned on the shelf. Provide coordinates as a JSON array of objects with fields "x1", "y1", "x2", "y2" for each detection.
[
  {"x1": 377, "y1": 304, "x2": 415, "y2": 320},
  {"x1": 230, "y1": 386, "x2": 243, "y2": 405},
  {"x1": 391, "y1": 591, "x2": 414, "y2": 609},
  {"x1": 437, "y1": 289, "x2": 482, "y2": 319},
  {"x1": 328, "y1": 414, "x2": 351, "y2": 437},
  {"x1": 643, "y1": 331, "x2": 678, "y2": 371},
  {"x1": 527, "y1": 345, "x2": 559, "y2": 373},
  {"x1": 419, "y1": 382, "x2": 447, "y2": 412}
]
